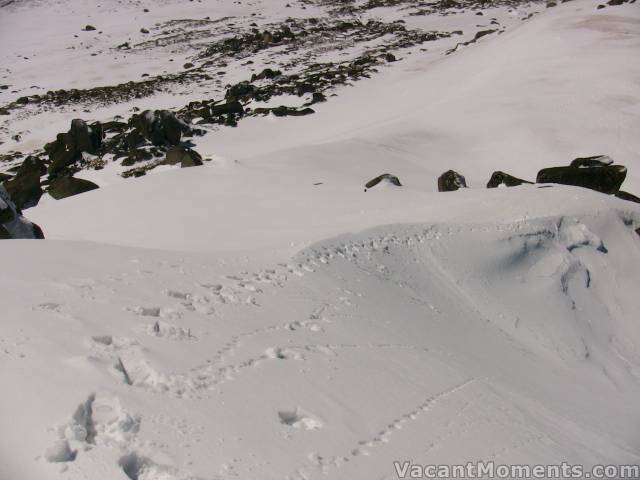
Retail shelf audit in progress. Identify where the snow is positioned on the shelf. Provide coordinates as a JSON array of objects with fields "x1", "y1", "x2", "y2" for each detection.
[{"x1": 2, "y1": 0, "x2": 640, "y2": 479}]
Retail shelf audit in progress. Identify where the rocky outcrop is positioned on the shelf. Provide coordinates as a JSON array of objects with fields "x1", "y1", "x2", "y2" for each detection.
[
  {"x1": 0, "y1": 185, "x2": 44, "y2": 240},
  {"x1": 438, "y1": 170, "x2": 467, "y2": 192},
  {"x1": 3, "y1": 156, "x2": 45, "y2": 210},
  {"x1": 48, "y1": 176, "x2": 99, "y2": 200},
  {"x1": 365, "y1": 173, "x2": 402, "y2": 190},
  {"x1": 486, "y1": 171, "x2": 532, "y2": 188},
  {"x1": 537, "y1": 157, "x2": 626, "y2": 194}
]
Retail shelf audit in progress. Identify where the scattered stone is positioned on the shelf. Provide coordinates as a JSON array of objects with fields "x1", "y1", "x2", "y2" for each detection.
[
  {"x1": 438, "y1": 170, "x2": 467, "y2": 192},
  {"x1": 486, "y1": 171, "x2": 532, "y2": 188},
  {"x1": 365, "y1": 173, "x2": 402, "y2": 190},
  {"x1": 48, "y1": 176, "x2": 99, "y2": 200},
  {"x1": 183, "y1": 62, "x2": 195, "y2": 69},
  {"x1": 83, "y1": 25, "x2": 96, "y2": 31},
  {"x1": 140, "y1": 28, "x2": 150, "y2": 34},
  {"x1": 384, "y1": 53, "x2": 397, "y2": 62}
]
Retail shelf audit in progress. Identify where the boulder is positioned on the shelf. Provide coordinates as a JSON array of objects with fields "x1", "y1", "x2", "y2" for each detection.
[
  {"x1": 69, "y1": 119, "x2": 102, "y2": 154},
  {"x1": 0, "y1": 185, "x2": 45, "y2": 239},
  {"x1": 48, "y1": 176, "x2": 99, "y2": 200},
  {"x1": 225, "y1": 81, "x2": 256, "y2": 101},
  {"x1": 164, "y1": 147, "x2": 203, "y2": 168},
  {"x1": 615, "y1": 191, "x2": 640, "y2": 204},
  {"x1": 211, "y1": 101, "x2": 244, "y2": 116},
  {"x1": 3, "y1": 156, "x2": 45, "y2": 209},
  {"x1": 365, "y1": 173, "x2": 402, "y2": 190},
  {"x1": 536, "y1": 163, "x2": 626, "y2": 194},
  {"x1": 271, "y1": 106, "x2": 315, "y2": 117},
  {"x1": 569, "y1": 155, "x2": 613, "y2": 168},
  {"x1": 486, "y1": 171, "x2": 532, "y2": 188},
  {"x1": 438, "y1": 170, "x2": 467, "y2": 192},
  {"x1": 45, "y1": 119, "x2": 103, "y2": 176},
  {"x1": 129, "y1": 110, "x2": 192, "y2": 146}
]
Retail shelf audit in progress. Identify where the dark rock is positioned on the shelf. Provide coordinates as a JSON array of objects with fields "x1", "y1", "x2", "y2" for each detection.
[
  {"x1": 536, "y1": 165, "x2": 626, "y2": 194},
  {"x1": 45, "y1": 119, "x2": 103, "y2": 176},
  {"x1": 486, "y1": 171, "x2": 532, "y2": 188},
  {"x1": 225, "y1": 81, "x2": 256, "y2": 101},
  {"x1": 438, "y1": 170, "x2": 467, "y2": 192},
  {"x1": 311, "y1": 92, "x2": 327, "y2": 104},
  {"x1": 3, "y1": 156, "x2": 45, "y2": 209},
  {"x1": 0, "y1": 185, "x2": 44, "y2": 239},
  {"x1": 129, "y1": 110, "x2": 192, "y2": 146},
  {"x1": 569, "y1": 155, "x2": 613, "y2": 168},
  {"x1": 183, "y1": 62, "x2": 195, "y2": 69},
  {"x1": 250, "y1": 68, "x2": 282, "y2": 81},
  {"x1": 48, "y1": 176, "x2": 99, "y2": 200},
  {"x1": 84, "y1": 25, "x2": 96, "y2": 31},
  {"x1": 365, "y1": 173, "x2": 402, "y2": 189},
  {"x1": 0, "y1": 173, "x2": 13, "y2": 182},
  {"x1": 271, "y1": 106, "x2": 315, "y2": 117},
  {"x1": 0, "y1": 200, "x2": 14, "y2": 223},
  {"x1": 384, "y1": 53, "x2": 396, "y2": 62},
  {"x1": 615, "y1": 191, "x2": 640, "y2": 204},
  {"x1": 70, "y1": 119, "x2": 102, "y2": 154},
  {"x1": 211, "y1": 101, "x2": 244, "y2": 116},
  {"x1": 140, "y1": 28, "x2": 150, "y2": 34},
  {"x1": 164, "y1": 147, "x2": 203, "y2": 168}
]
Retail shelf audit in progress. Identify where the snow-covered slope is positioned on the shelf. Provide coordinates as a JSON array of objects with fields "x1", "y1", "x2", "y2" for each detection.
[{"x1": 2, "y1": 1, "x2": 640, "y2": 479}]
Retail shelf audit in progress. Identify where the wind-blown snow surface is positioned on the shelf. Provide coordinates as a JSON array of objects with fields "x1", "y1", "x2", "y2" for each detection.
[{"x1": 2, "y1": 1, "x2": 640, "y2": 480}]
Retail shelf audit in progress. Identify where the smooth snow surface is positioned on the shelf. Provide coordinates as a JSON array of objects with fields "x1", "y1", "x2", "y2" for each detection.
[{"x1": 2, "y1": 0, "x2": 640, "y2": 479}]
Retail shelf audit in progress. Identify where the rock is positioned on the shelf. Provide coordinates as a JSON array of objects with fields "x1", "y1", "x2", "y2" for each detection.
[
  {"x1": 615, "y1": 191, "x2": 640, "y2": 204},
  {"x1": 569, "y1": 155, "x2": 613, "y2": 168},
  {"x1": 211, "y1": 101, "x2": 244, "y2": 116},
  {"x1": 311, "y1": 92, "x2": 327, "y2": 104},
  {"x1": 183, "y1": 62, "x2": 195, "y2": 69},
  {"x1": 250, "y1": 68, "x2": 282, "y2": 81},
  {"x1": 164, "y1": 147, "x2": 203, "y2": 168},
  {"x1": 3, "y1": 156, "x2": 45, "y2": 209},
  {"x1": 486, "y1": 171, "x2": 532, "y2": 188},
  {"x1": 438, "y1": 170, "x2": 467, "y2": 192},
  {"x1": 225, "y1": 81, "x2": 256, "y2": 101},
  {"x1": 384, "y1": 53, "x2": 396, "y2": 62},
  {"x1": 48, "y1": 176, "x2": 99, "y2": 200},
  {"x1": 536, "y1": 164, "x2": 626, "y2": 194},
  {"x1": 129, "y1": 110, "x2": 192, "y2": 146},
  {"x1": 0, "y1": 172, "x2": 13, "y2": 182},
  {"x1": 83, "y1": 25, "x2": 96, "y2": 31},
  {"x1": 140, "y1": 28, "x2": 150, "y2": 34},
  {"x1": 271, "y1": 106, "x2": 315, "y2": 117},
  {"x1": 0, "y1": 198, "x2": 14, "y2": 223},
  {"x1": 45, "y1": 119, "x2": 103, "y2": 176},
  {"x1": 365, "y1": 173, "x2": 402, "y2": 189},
  {"x1": 0, "y1": 185, "x2": 45, "y2": 239}
]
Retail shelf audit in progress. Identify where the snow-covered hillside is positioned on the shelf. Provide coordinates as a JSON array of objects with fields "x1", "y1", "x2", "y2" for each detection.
[{"x1": 2, "y1": 0, "x2": 640, "y2": 479}]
